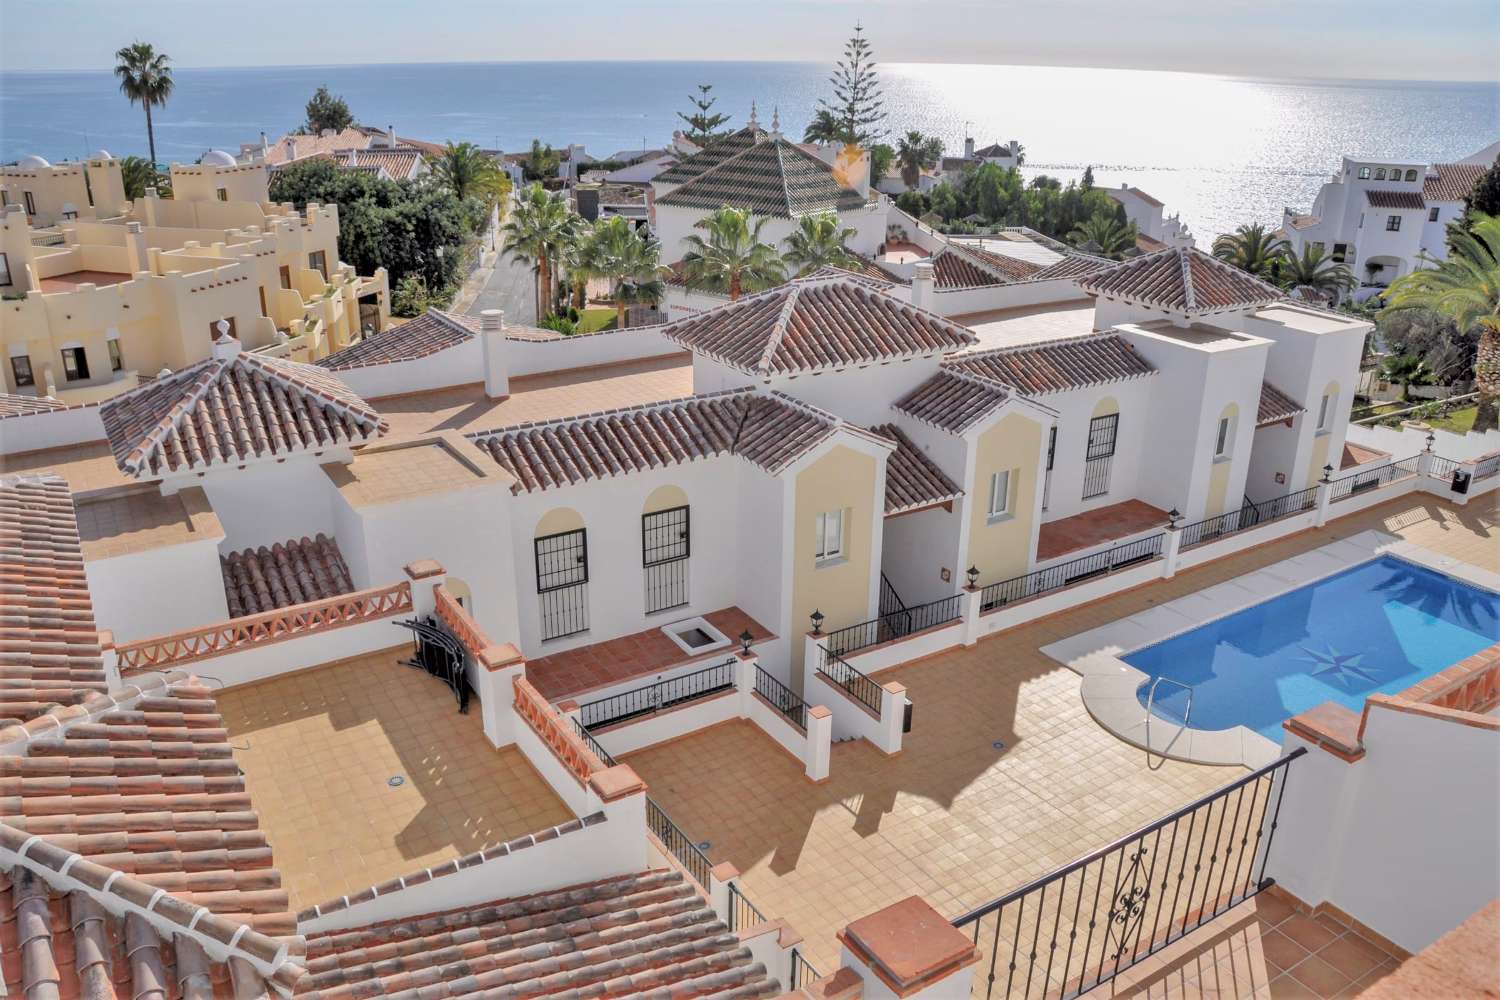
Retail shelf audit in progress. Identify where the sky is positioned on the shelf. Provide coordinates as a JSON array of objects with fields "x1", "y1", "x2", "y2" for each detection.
[{"x1": 0, "y1": 0, "x2": 1494, "y2": 82}]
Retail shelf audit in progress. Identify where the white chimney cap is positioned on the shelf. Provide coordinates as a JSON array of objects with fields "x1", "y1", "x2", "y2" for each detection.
[
  {"x1": 201, "y1": 149, "x2": 236, "y2": 167},
  {"x1": 18, "y1": 154, "x2": 51, "y2": 169}
]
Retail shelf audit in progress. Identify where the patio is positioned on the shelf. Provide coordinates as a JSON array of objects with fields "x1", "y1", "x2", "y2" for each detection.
[
  {"x1": 216, "y1": 649, "x2": 574, "y2": 911},
  {"x1": 622, "y1": 491, "x2": 1496, "y2": 973}
]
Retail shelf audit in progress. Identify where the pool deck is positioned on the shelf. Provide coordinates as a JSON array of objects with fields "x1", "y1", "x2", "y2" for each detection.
[{"x1": 1044, "y1": 530, "x2": 1500, "y2": 766}]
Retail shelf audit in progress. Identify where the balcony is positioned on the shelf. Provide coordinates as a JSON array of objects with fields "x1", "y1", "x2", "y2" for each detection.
[{"x1": 1037, "y1": 498, "x2": 1171, "y2": 562}]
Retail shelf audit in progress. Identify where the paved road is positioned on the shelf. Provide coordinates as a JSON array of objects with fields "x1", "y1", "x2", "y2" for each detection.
[{"x1": 466, "y1": 246, "x2": 538, "y2": 326}]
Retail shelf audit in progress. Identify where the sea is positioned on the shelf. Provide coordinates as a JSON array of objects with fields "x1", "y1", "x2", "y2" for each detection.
[{"x1": 1, "y1": 61, "x2": 1495, "y2": 239}]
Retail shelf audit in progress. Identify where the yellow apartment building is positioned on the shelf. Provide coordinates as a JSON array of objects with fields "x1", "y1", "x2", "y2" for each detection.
[{"x1": 0, "y1": 153, "x2": 388, "y2": 401}]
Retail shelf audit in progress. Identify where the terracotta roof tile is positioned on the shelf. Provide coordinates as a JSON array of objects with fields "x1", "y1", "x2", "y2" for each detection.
[
  {"x1": 655, "y1": 138, "x2": 865, "y2": 219},
  {"x1": 100, "y1": 352, "x2": 387, "y2": 479},
  {"x1": 652, "y1": 126, "x2": 769, "y2": 186},
  {"x1": 318, "y1": 311, "x2": 478, "y2": 371},
  {"x1": 1423, "y1": 162, "x2": 1487, "y2": 203},
  {"x1": 945, "y1": 245, "x2": 1043, "y2": 284},
  {"x1": 1077, "y1": 247, "x2": 1284, "y2": 315},
  {"x1": 468, "y1": 389, "x2": 838, "y2": 492},
  {"x1": 1024, "y1": 253, "x2": 1116, "y2": 282},
  {"x1": 892, "y1": 369, "x2": 1012, "y2": 435},
  {"x1": 295, "y1": 869, "x2": 778, "y2": 1000},
  {"x1": 948, "y1": 333, "x2": 1157, "y2": 394},
  {"x1": 1365, "y1": 189, "x2": 1425, "y2": 210},
  {"x1": 0, "y1": 474, "x2": 107, "y2": 728},
  {"x1": 220, "y1": 534, "x2": 354, "y2": 618},
  {"x1": 1256, "y1": 381, "x2": 1306, "y2": 427},
  {"x1": 660, "y1": 275, "x2": 976, "y2": 377},
  {"x1": 0, "y1": 395, "x2": 68, "y2": 420},
  {"x1": 869, "y1": 425, "x2": 963, "y2": 514}
]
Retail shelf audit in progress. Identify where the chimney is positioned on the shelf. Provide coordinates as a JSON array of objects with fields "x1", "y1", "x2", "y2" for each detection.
[
  {"x1": 911, "y1": 261, "x2": 935, "y2": 311},
  {"x1": 287, "y1": 138, "x2": 297, "y2": 161},
  {"x1": 260, "y1": 131, "x2": 268, "y2": 158},
  {"x1": 387, "y1": 125, "x2": 396, "y2": 148},
  {"x1": 481, "y1": 309, "x2": 509, "y2": 399},
  {"x1": 211, "y1": 320, "x2": 242, "y2": 359},
  {"x1": 964, "y1": 136, "x2": 975, "y2": 159}
]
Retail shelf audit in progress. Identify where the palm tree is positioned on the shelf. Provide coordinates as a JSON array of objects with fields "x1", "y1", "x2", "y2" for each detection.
[
  {"x1": 784, "y1": 212, "x2": 858, "y2": 276},
  {"x1": 802, "y1": 110, "x2": 845, "y2": 145},
  {"x1": 1384, "y1": 211, "x2": 1500, "y2": 432},
  {"x1": 432, "y1": 142, "x2": 508, "y2": 204},
  {"x1": 1277, "y1": 244, "x2": 1356, "y2": 302},
  {"x1": 502, "y1": 183, "x2": 578, "y2": 320},
  {"x1": 895, "y1": 131, "x2": 944, "y2": 190},
  {"x1": 1211, "y1": 223, "x2": 1289, "y2": 279},
  {"x1": 591, "y1": 217, "x2": 663, "y2": 329},
  {"x1": 119, "y1": 155, "x2": 164, "y2": 200},
  {"x1": 678, "y1": 206, "x2": 787, "y2": 301},
  {"x1": 563, "y1": 222, "x2": 605, "y2": 311},
  {"x1": 1380, "y1": 355, "x2": 1434, "y2": 401},
  {"x1": 114, "y1": 42, "x2": 174, "y2": 167},
  {"x1": 1068, "y1": 213, "x2": 1137, "y2": 260}
]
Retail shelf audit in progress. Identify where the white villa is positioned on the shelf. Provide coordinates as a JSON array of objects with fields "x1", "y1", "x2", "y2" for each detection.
[
  {"x1": 1281, "y1": 139, "x2": 1499, "y2": 296},
  {"x1": 2, "y1": 124, "x2": 1496, "y2": 1000}
]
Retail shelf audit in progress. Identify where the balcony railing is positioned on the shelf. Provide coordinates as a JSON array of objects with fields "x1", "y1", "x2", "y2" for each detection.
[
  {"x1": 790, "y1": 949, "x2": 823, "y2": 990},
  {"x1": 646, "y1": 797, "x2": 712, "y2": 890},
  {"x1": 576, "y1": 658, "x2": 736, "y2": 730},
  {"x1": 1474, "y1": 452, "x2": 1500, "y2": 482},
  {"x1": 726, "y1": 882, "x2": 767, "y2": 932},
  {"x1": 754, "y1": 664, "x2": 808, "y2": 730},
  {"x1": 980, "y1": 534, "x2": 1163, "y2": 614},
  {"x1": 539, "y1": 581, "x2": 589, "y2": 641},
  {"x1": 116, "y1": 580, "x2": 413, "y2": 673},
  {"x1": 1179, "y1": 485, "x2": 1319, "y2": 550},
  {"x1": 1328, "y1": 455, "x2": 1420, "y2": 501},
  {"x1": 815, "y1": 646, "x2": 882, "y2": 715},
  {"x1": 824, "y1": 593, "x2": 965, "y2": 660},
  {"x1": 1427, "y1": 455, "x2": 1462, "y2": 480}
]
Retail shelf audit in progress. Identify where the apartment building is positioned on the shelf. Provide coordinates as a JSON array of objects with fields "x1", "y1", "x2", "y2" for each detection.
[
  {"x1": 0, "y1": 152, "x2": 131, "y2": 227},
  {"x1": 1281, "y1": 138, "x2": 1498, "y2": 295},
  {"x1": 0, "y1": 153, "x2": 388, "y2": 402}
]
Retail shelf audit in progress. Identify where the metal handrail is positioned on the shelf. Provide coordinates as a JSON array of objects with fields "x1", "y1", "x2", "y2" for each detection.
[
  {"x1": 577, "y1": 657, "x2": 736, "y2": 729},
  {"x1": 1145, "y1": 676, "x2": 1194, "y2": 751},
  {"x1": 816, "y1": 645, "x2": 882, "y2": 714}
]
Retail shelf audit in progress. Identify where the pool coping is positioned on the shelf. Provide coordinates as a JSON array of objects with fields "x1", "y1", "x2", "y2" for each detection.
[{"x1": 1041, "y1": 530, "x2": 1500, "y2": 769}]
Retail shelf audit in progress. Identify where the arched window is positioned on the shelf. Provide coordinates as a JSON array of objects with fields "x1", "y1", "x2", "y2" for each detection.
[
  {"x1": 1374, "y1": 168, "x2": 1386, "y2": 180},
  {"x1": 1404, "y1": 169, "x2": 1418, "y2": 182},
  {"x1": 1213, "y1": 403, "x2": 1239, "y2": 460},
  {"x1": 534, "y1": 508, "x2": 588, "y2": 641},
  {"x1": 642, "y1": 485, "x2": 690, "y2": 614}
]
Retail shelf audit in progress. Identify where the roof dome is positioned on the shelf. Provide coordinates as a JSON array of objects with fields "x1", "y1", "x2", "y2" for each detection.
[
  {"x1": 92, "y1": 149, "x2": 113, "y2": 160},
  {"x1": 200, "y1": 149, "x2": 236, "y2": 167},
  {"x1": 18, "y1": 154, "x2": 51, "y2": 169}
]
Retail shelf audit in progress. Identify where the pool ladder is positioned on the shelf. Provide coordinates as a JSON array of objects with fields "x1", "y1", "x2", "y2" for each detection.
[{"x1": 1145, "y1": 677, "x2": 1194, "y2": 753}]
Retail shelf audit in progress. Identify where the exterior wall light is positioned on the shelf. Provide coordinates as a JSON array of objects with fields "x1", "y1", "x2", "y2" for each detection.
[
  {"x1": 739, "y1": 629, "x2": 754, "y2": 654},
  {"x1": 966, "y1": 565, "x2": 980, "y2": 588},
  {"x1": 810, "y1": 609, "x2": 824, "y2": 635}
]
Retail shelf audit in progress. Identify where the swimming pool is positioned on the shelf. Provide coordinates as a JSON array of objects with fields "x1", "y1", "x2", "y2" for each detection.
[{"x1": 1125, "y1": 556, "x2": 1500, "y2": 742}]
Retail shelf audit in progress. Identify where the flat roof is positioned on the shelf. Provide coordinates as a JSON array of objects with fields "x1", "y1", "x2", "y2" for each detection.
[
  {"x1": 38, "y1": 270, "x2": 133, "y2": 294},
  {"x1": 3, "y1": 440, "x2": 132, "y2": 493},
  {"x1": 950, "y1": 300, "x2": 1097, "y2": 352},
  {"x1": 323, "y1": 434, "x2": 502, "y2": 507},
  {"x1": 75, "y1": 485, "x2": 223, "y2": 559},
  {"x1": 1136, "y1": 319, "x2": 1254, "y2": 350},
  {"x1": 1253, "y1": 304, "x2": 1359, "y2": 334}
]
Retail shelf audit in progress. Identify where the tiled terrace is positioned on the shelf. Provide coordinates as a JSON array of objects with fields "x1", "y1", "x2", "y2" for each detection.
[
  {"x1": 216, "y1": 649, "x2": 574, "y2": 910},
  {"x1": 951, "y1": 299, "x2": 1096, "y2": 352},
  {"x1": 37, "y1": 269, "x2": 133, "y2": 293},
  {"x1": 527, "y1": 605, "x2": 774, "y2": 701},
  {"x1": 623, "y1": 492, "x2": 1496, "y2": 973},
  {"x1": 1037, "y1": 498, "x2": 1171, "y2": 561},
  {"x1": 374, "y1": 352, "x2": 693, "y2": 437}
]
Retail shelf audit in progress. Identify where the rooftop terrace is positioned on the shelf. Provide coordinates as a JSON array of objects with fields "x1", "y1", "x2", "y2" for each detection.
[{"x1": 951, "y1": 299, "x2": 1096, "y2": 352}]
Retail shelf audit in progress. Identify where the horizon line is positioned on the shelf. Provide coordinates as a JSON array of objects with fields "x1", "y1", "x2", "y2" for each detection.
[{"x1": 2, "y1": 56, "x2": 1496, "y2": 88}]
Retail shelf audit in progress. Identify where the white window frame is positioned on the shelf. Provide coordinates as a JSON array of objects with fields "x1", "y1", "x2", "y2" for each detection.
[
  {"x1": 987, "y1": 469, "x2": 1014, "y2": 520},
  {"x1": 1213, "y1": 416, "x2": 1231, "y2": 460},
  {"x1": 815, "y1": 508, "x2": 847, "y2": 564},
  {"x1": 1317, "y1": 392, "x2": 1334, "y2": 433}
]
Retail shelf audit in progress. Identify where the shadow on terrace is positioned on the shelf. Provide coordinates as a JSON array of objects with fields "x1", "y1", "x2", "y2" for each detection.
[{"x1": 216, "y1": 646, "x2": 573, "y2": 911}]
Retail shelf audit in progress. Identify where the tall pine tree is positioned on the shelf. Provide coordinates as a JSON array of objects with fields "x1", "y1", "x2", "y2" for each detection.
[
  {"x1": 677, "y1": 84, "x2": 731, "y2": 143},
  {"x1": 818, "y1": 24, "x2": 886, "y2": 146}
]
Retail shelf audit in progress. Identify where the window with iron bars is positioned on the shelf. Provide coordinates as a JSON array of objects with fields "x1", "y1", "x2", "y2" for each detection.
[
  {"x1": 1082, "y1": 412, "x2": 1118, "y2": 499},
  {"x1": 642, "y1": 505, "x2": 690, "y2": 614},
  {"x1": 535, "y1": 528, "x2": 589, "y2": 641}
]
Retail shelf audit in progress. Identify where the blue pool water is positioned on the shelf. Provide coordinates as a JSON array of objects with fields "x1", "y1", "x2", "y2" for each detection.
[{"x1": 1125, "y1": 557, "x2": 1500, "y2": 742}]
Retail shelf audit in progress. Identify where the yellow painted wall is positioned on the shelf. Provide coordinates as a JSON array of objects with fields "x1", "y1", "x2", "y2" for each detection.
[
  {"x1": 1307, "y1": 432, "x2": 1332, "y2": 487},
  {"x1": 791, "y1": 445, "x2": 879, "y2": 674},
  {"x1": 1205, "y1": 403, "x2": 1237, "y2": 517},
  {"x1": 535, "y1": 507, "x2": 585, "y2": 538},
  {"x1": 644, "y1": 484, "x2": 689, "y2": 513},
  {"x1": 967, "y1": 413, "x2": 1044, "y2": 584}
]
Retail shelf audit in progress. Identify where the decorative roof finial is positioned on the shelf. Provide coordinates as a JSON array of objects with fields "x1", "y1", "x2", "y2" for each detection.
[
  {"x1": 748, "y1": 101, "x2": 759, "y2": 128},
  {"x1": 771, "y1": 105, "x2": 781, "y2": 133}
]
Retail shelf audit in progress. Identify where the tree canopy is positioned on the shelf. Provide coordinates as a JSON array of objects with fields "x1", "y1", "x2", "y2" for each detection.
[
  {"x1": 114, "y1": 41, "x2": 173, "y2": 166},
  {"x1": 303, "y1": 86, "x2": 353, "y2": 134},
  {"x1": 677, "y1": 84, "x2": 731, "y2": 143},
  {"x1": 815, "y1": 24, "x2": 886, "y2": 146}
]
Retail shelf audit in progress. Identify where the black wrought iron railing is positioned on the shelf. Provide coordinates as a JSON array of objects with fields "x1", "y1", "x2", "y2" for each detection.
[
  {"x1": 571, "y1": 716, "x2": 617, "y2": 767},
  {"x1": 1426, "y1": 455, "x2": 1462, "y2": 480},
  {"x1": 1178, "y1": 485, "x2": 1320, "y2": 550},
  {"x1": 953, "y1": 749, "x2": 1304, "y2": 1000},
  {"x1": 980, "y1": 534, "x2": 1163, "y2": 614},
  {"x1": 647, "y1": 796, "x2": 712, "y2": 890},
  {"x1": 790, "y1": 948, "x2": 822, "y2": 990},
  {"x1": 578, "y1": 658, "x2": 736, "y2": 730},
  {"x1": 644, "y1": 559, "x2": 689, "y2": 615},
  {"x1": 726, "y1": 881, "x2": 768, "y2": 932},
  {"x1": 879, "y1": 572, "x2": 908, "y2": 620},
  {"x1": 1329, "y1": 455, "x2": 1420, "y2": 501},
  {"x1": 539, "y1": 582, "x2": 589, "y2": 641},
  {"x1": 1081, "y1": 456, "x2": 1112, "y2": 500},
  {"x1": 824, "y1": 592, "x2": 965, "y2": 660},
  {"x1": 755, "y1": 664, "x2": 808, "y2": 730},
  {"x1": 815, "y1": 646, "x2": 883, "y2": 715},
  {"x1": 1474, "y1": 452, "x2": 1500, "y2": 481}
]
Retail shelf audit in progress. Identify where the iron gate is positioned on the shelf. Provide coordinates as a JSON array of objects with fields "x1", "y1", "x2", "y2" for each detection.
[
  {"x1": 1082, "y1": 413, "x2": 1118, "y2": 500},
  {"x1": 394, "y1": 616, "x2": 469, "y2": 711},
  {"x1": 642, "y1": 505, "x2": 690, "y2": 614},
  {"x1": 536, "y1": 528, "x2": 589, "y2": 641}
]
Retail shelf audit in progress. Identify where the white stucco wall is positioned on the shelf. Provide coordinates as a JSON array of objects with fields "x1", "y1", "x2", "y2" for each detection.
[
  {"x1": 1271, "y1": 709, "x2": 1499, "y2": 953},
  {"x1": 85, "y1": 538, "x2": 229, "y2": 642},
  {"x1": 0, "y1": 405, "x2": 107, "y2": 454},
  {"x1": 191, "y1": 459, "x2": 342, "y2": 551},
  {"x1": 335, "y1": 338, "x2": 483, "y2": 400},
  {"x1": 1033, "y1": 377, "x2": 1155, "y2": 522}
]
